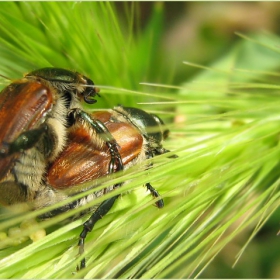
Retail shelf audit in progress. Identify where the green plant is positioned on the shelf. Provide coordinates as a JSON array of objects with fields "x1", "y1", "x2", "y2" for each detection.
[{"x1": 0, "y1": 2, "x2": 279, "y2": 278}]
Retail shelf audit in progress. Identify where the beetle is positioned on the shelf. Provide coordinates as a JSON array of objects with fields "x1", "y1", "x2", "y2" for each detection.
[
  {"x1": 41, "y1": 105, "x2": 174, "y2": 269},
  {"x1": 0, "y1": 67, "x2": 100, "y2": 206},
  {"x1": 0, "y1": 68, "x2": 175, "y2": 269}
]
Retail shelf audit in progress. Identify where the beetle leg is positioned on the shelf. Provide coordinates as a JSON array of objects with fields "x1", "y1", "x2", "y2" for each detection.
[
  {"x1": 68, "y1": 109, "x2": 124, "y2": 269},
  {"x1": 144, "y1": 147, "x2": 177, "y2": 208},
  {"x1": 77, "y1": 160, "x2": 123, "y2": 269},
  {"x1": 0, "y1": 125, "x2": 48, "y2": 156},
  {"x1": 69, "y1": 109, "x2": 123, "y2": 172},
  {"x1": 78, "y1": 166, "x2": 124, "y2": 270},
  {"x1": 145, "y1": 182, "x2": 164, "y2": 209},
  {"x1": 77, "y1": 194, "x2": 120, "y2": 270},
  {"x1": 142, "y1": 147, "x2": 166, "y2": 208},
  {"x1": 87, "y1": 120, "x2": 124, "y2": 172}
]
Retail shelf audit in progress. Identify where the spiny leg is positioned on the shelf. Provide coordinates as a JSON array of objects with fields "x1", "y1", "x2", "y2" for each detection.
[
  {"x1": 77, "y1": 194, "x2": 120, "y2": 270},
  {"x1": 0, "y1": 125, "x2": 48, "y2": 156},
  {"x1": 69, "y1": 109, "x2": 123, "y2": 172},
  {"x1": 146, "y1": 182, "x2": 164, "y2": 209},
  {"x1": 70, "y1": 109, "x2": 124, "y2": 270},
  {"x1": 77, "y1": 183, "x2": 164, "y2": 269},
  {"x1": 143, "y1": 148, "x2": 165, "y2": 209}
]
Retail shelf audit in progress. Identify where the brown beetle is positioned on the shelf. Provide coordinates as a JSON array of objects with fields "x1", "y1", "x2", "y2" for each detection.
[
  {"x1": 0, "y1": 68, "x2": 174, "y2": 270},
  {"x1": 0, "y1": 67, "x2": 99, "y2": 206},
  {"x1": 41, "y1": 106, "x2": 173, "y2": 269}
]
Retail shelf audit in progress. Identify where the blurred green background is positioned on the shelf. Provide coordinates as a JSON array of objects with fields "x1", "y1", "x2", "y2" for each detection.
[
  {"x1": 114, "y1": 3, "x2": 280, "y2": 277},
  {"x1": 118, "y1": 2, "x2": 280, "y2": 84},
  {"x1": 0, "y1": 2, "x2": 279, "y2": 278},
  {"x1": 135, "y1": 2, "x2": 280, "y2": 277}
]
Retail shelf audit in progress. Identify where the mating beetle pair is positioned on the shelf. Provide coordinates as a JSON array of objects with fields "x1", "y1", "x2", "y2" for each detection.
[{"x1": 0, "y1": 67, "x2": 174, "y2": 269}]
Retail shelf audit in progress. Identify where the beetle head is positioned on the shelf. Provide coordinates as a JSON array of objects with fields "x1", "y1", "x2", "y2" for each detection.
[
  {"x1": 114, "y1": 106, "x2": 170, "y2": 153},
  {"x1": 25, "y1": 67, "x2": 100, "y2": 105}
]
